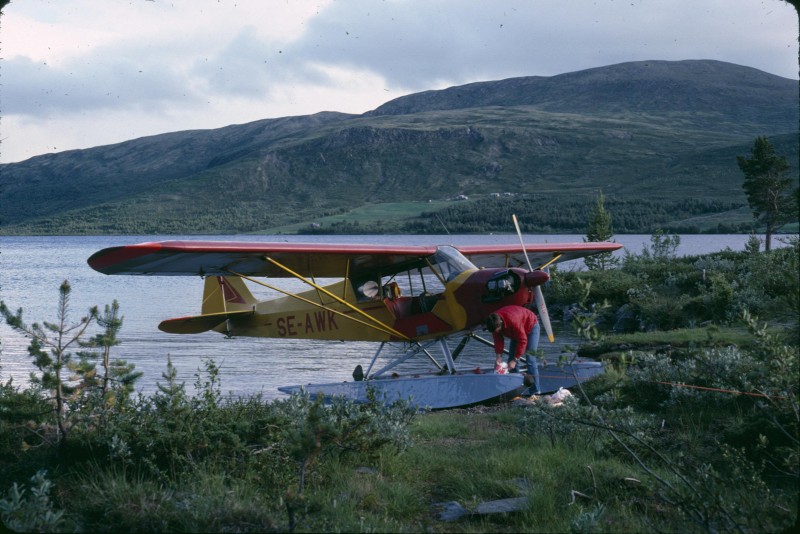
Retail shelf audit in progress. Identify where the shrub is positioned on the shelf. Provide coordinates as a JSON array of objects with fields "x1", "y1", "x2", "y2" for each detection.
[
  {"x1": 0, "y1": 470, "x2": 68, "y2": 532},
  {"x1": 0, "y1": 380, "x2": 51, "y2": 468},
  {"x1": 550, "y1": 236, "x2": 799, "y2": 333}
]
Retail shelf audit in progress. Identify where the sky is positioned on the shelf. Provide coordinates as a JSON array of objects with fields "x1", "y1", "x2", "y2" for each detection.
[{"x1": 1, "y1": 0, "x2": 797, "y2": 164}]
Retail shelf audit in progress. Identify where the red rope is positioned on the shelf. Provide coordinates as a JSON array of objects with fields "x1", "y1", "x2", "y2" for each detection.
[
  {"x1": 651, "y1": 381, "x2": 788, "y2": 400},
  {"x1": 503, "y1": 370, "x2": 790, "y2": 401}
]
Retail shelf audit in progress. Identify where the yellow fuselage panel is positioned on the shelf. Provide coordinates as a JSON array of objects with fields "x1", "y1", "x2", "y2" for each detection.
[
  {"x1": 214, "y1": 279, "x2": 394, "y2": 342},
  {"x1": 431, "y1": 270, "x2": 471, "y2": 331}
]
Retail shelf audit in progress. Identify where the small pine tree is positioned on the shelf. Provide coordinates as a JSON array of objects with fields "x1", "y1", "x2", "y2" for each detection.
[
  {"x1": 641, "y1": 229, "x2": 681, "y2": 260},
  {"x1": 77, "y1": 300, "x2": 141, "y2": 414},
  {"x1": 0, "y1": 280, "x2": 98, "y2": 444},
  {"x1": 153, "y1": 355, "x2": 189, "y2": 415},
  {"x1": 584, "y1": 191, "x2": 620, "y2": 270},
  {"x1": 744, "y1": 232, "x2": 762, "y2": 255}
]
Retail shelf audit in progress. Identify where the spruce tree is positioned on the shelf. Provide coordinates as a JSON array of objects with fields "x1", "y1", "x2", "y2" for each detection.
[{"x1": 584, "y1": 191, "x2": 619, "y2": 270}]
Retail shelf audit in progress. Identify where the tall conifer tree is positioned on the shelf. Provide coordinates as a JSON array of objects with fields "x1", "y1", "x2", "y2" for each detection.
[
  {"x1": 736, "y1": 136, "x2": 797, "y2": 251},
  {"x1": 584, "y1": 191, "x2": 619, "y2": 270}
]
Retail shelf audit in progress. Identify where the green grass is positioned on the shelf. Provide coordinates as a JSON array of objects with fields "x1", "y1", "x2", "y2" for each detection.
[
  {"x1": 575, "y1": 326, "x2": 761, "y2": 360},
  {"x1": 673, "y1": 205, "x2": 753, "y2": 232},
  {"x1": 266, "y1": 200, "x2": 455, "y2": 234},
  {"x1": 602, "y1": 326, "x2": 755, "y2": 347},
  {"x1": 780, "y1": 222, "x2": 799, "y2": 233},
  {"x1": 74, "y1": 467, "x2": 282, "y2": 532},
  {"x1": 315, "y1": 407, "x2": 656, "y2": 533}
]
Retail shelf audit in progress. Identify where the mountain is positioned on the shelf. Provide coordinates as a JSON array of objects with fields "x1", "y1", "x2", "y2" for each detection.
[
  {"x1": 368, "y1": 60, "x2": 795, "y2": 126},
  {"x1": 0, "y1": 60, "x2": 797, "y2": 235}
]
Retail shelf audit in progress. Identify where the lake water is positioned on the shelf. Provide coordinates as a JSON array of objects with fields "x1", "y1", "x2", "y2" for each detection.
[{"x1": 0, "y1": 233, "x2": 788, "y2": 398}]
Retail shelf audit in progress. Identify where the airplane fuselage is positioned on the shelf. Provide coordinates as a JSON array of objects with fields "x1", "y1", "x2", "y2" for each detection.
[{"x1": 214, "y1": 266, "x2": 546, "y2": 342}]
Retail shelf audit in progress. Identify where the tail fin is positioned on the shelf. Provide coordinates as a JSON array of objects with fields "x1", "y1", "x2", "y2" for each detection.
[{"x1": 202, "y1": 276, "x2": 256, "y2": 314}]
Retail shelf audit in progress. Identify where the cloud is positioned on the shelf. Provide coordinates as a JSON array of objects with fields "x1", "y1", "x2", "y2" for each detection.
[
  {"x1": 3, "y1": 52, "x2": 199, "y2": 117},
  {"x1": 284, "y1": 0, "x2": 798, "y2": 89},
  {"x1": 1, "y1": 1, "x2": 331, "y2": 117}
]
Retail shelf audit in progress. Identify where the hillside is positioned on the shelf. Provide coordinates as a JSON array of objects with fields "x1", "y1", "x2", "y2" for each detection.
[
  {"x1": 0, "y1": 60, "x2": 797, "y2": 235},
  {"x1": 369, "y1": 60, "x2": 795, "y2": 125}
]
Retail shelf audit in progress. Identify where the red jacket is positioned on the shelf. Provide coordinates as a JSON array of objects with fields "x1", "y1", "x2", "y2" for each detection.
[{"x1": 492, "y1": 305, "x2": 538, "y2": 359}]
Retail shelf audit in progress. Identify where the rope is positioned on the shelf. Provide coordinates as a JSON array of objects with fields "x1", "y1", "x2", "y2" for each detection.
[
  {"x1": 522, "y1": 371, "x2": 789, "y2": 400},
  {"x1": 649, "y1": 380, "x2": 789, "y2": 400}
]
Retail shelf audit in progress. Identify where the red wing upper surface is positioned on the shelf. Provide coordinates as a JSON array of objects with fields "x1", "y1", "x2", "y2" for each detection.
[
  {"x1": 458, "y1": 242, "x2": 623, "y2": 269},
  {"x1": 88, "y1": 241, "x2": 440, "y2": 278},
  {"x1": 88, "y1": 240, "x2": 623, "y2": 278}
]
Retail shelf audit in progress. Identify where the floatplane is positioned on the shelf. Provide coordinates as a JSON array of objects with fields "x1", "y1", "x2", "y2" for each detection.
[{"x1": 88, "y1": 223, "x2": 621, "y2": 410}]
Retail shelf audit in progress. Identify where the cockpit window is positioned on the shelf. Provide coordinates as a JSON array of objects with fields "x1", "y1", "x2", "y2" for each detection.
[
  {"x1": 431, "y1": 246, "x2": 477, "y2": 282},
  {"x1": 350, "y1": 246, "x2": 476, "y2": 301}
]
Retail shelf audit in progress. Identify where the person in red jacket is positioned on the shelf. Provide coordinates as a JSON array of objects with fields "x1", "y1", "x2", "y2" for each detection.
[{"x1": 485, "y1": 305, "x2": 540, "y2": 374}]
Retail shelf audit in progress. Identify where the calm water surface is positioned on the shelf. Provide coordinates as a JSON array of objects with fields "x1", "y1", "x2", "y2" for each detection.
[{"x1": 0, "y1": 234, "x2": 785, "y2": 398}]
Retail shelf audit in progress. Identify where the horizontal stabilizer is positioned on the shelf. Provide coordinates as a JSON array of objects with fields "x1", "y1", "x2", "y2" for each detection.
[{"x1": 158, "y1": 309, "x2": 253, "y2": 334}]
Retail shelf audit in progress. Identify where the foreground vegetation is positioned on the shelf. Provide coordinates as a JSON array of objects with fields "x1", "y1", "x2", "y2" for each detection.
[
  {"x1": 547, "y1": 233, "x2": 799, "y2": 337},
  {"x1": 0, "y1": 238, "x2": 797, "y2": 532}
]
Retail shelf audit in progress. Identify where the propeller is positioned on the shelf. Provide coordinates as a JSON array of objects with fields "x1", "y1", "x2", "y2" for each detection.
[{"x1": 512, "y1": 214, "x2": 555, "y2": 343}]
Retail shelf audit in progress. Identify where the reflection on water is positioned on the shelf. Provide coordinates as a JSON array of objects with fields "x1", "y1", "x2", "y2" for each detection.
[{"x1": 0, "y1": 233, "x2": 782, "y2": 399}]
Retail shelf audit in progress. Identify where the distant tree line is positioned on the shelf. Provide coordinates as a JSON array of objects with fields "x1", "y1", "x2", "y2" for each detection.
[
  {"x1": 396, "y1": 196, "x2": 748, "y2": 235},
  {"x1": 0, "y1": 187, "x2": 776, "y2": 237}
]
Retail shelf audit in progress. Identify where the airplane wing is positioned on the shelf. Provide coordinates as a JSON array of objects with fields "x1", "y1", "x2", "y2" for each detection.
[
  {"x1": 456, "y1": 242, "x2": 623, "y2": 269},
  {"x1": 88, "y1": 240, "x2": 623, "y2": 278},
  {"x1": 88, "y1": 241, "x2": 440, "y2": 278}
]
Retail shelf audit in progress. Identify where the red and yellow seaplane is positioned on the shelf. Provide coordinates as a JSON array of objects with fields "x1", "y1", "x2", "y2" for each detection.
[{"x1": 88, "y1": 228, "x2": 621, "y2": 409}]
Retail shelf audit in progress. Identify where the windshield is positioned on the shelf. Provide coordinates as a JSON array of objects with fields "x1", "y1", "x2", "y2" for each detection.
[{"x1": 431, "y1": 246, "x2": 476, "y2": 282}]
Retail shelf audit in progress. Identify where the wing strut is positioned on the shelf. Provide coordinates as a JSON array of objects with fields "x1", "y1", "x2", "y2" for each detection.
[
  {"x1": 537, "y1": 253, "x2": 563, "y2": 271},
  {"x1": 366, "y1": 339, "x2": 446, "y2": 378},
  {"x1": 264, "y1": 256, "x2": 412, "y2": 341}
]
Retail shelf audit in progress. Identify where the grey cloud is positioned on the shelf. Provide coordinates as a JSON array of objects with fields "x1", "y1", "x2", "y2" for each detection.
[
  {"x1": 282, "y1": 0, "x2": 797, "y2": 89},
  {"x1": 4, "y1": 0, "x2": 795, "y2": 123},
  {"x1": 190, "y1": 25, "x2": 346, "y2": 98},
  {"x1": 191, "y1": 26, "x2": 277, "y2": 97},
  {"x1": 4, "y1": 51, "x2": 199, "y2": 117}
]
